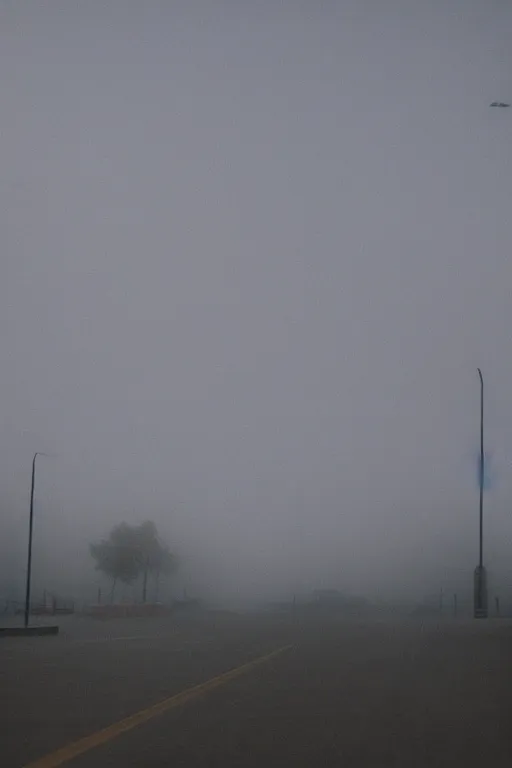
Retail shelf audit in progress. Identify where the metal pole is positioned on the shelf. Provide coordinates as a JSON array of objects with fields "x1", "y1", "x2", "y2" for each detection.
[
  {"x1": 474, "y1": 370, "x2": 487, "y2": 618},
  {"x1": 24, "y1": 452, "x2": 39, "y2": 628},
  {"x1": 478, "y1": 368, "x2": 484, "y2": 569}
]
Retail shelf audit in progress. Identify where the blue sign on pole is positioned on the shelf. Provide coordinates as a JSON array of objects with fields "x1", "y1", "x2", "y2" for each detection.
[{"x1": 477, "y1": 452, "x2": 492, "y2": 490}]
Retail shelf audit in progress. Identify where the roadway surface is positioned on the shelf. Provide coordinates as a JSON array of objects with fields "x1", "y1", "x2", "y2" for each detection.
[{"x1": 1, "y1": 611, "x2": 512, "y2": 767}]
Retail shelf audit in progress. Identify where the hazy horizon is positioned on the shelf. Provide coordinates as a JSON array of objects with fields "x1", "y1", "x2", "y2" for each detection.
[{"x1": 2, "y1": 1, "x2": 512, "y2": 607}]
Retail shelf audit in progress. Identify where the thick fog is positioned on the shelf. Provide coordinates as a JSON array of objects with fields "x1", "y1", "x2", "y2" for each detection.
[{"x1": 2, "y1": 1, "x2": 511, "y2": 608}]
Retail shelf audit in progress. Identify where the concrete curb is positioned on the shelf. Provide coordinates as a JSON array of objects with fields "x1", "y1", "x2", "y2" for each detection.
[{"x1": 0, "y1": 625, "x2": 59, "y2": 637}]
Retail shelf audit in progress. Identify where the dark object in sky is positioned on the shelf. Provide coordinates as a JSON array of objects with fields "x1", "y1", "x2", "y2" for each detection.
[{"x1": 490, "y1": 101, "x2": 510, "y2": 107}]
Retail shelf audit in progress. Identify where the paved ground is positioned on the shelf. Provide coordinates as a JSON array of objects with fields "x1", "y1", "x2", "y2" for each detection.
[{"x1": 1, "y1": 612, "x2": 512, "y2": 767}]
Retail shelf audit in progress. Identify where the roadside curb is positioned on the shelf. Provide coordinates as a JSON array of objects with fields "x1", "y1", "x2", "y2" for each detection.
[{"x1": 0, "y1": 625, "x2": 59, "y2": 637}]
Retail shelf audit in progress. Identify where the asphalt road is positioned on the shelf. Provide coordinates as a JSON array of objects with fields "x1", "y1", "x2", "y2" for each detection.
[{"x1": 1, "y1": 612, "x2": 512, "y2": 767}]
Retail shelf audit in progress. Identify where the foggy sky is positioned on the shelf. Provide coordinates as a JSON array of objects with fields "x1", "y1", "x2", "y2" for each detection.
[{"x1": 2, "y1": 1, "x2": 512, "y2": 604}]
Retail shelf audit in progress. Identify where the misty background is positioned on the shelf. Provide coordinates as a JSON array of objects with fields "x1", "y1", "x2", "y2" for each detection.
[{"x1": 1, "y1": 1, "x2": 511, "y2": 609}]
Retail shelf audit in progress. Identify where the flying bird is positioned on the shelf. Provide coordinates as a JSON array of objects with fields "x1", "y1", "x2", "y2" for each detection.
[{"x1": 490, "y1": 101, "x2": 510, "y2": 107}]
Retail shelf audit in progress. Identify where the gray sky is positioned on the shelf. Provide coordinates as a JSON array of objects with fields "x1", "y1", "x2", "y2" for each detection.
[{"x1": 2, "y1": 1, "x2": 512, "y2": 604}]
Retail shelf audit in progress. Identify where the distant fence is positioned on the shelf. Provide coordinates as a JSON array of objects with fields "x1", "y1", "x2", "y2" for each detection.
[
  {"x1": 82, "y1": 599, "x2": 201, "y2": 620},
  {"x1": 2, "y1": 596, "x2": 75, "y2": 617},
  {"x1": 84, "y1": 603, "x2": 170, "y2": 619}
]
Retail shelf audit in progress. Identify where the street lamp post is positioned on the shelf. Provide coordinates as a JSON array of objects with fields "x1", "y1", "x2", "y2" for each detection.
[
  {"x1": 474, "y1": 370, "x2": 488, "y2": 619},
  {"x1": 24, "y1": 452, "x2": 48, "y2": 628},
  {"x1": 478, "y1": 368, "x2": 484, "y2": 570},
  {"x1": 474, "y1": 103, "x2": 511, "y2": 617},
  {"x1": 472, "y1": 104, "x2": 509, "y2": 617}
]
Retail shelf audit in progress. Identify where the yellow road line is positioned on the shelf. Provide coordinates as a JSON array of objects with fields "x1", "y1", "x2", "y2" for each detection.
[{"x1": 24, "y1": 644, "x2": 293, "y2": 768}]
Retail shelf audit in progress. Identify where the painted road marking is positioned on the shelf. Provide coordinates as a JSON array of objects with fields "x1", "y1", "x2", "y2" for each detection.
[
  {"x1": 24, "y1": 644, "x2": 293, "y2": 768},
  {"x1": 78, "y1": 635, "x2": 174, "y2": 644},
  {"x1": 77, "y1": 636, "x2": 208, "y2": 648}
]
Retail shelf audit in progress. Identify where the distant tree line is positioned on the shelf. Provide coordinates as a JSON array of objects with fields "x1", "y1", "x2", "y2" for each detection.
[{"x1": 90, "y1": 521, "x2": 175, "y2": 603}]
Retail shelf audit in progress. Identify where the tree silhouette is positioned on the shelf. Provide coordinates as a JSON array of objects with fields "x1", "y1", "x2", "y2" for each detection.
[{"x1": 90, "y1": 521, "x2": 176, "y2": 602}]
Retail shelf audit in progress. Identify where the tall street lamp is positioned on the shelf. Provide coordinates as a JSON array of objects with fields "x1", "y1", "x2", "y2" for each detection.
[
  {"x1": 24, "y1": 452, "x2": 50, "y2": 628},
  {"x1": 474, "y1": 370, "x2": 488, "y2": 619},
  {"x1": 472, "y1": 104, "x2": 508, "y2": 616}
]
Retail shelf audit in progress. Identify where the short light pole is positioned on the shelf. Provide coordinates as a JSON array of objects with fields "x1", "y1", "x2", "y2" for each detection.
[
  {"x1": 474, "y1": 369, "x2": 488, "y2": 618},
  {"x1": 24, "y1": 452, "x2": 49, "y2": 628}
]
